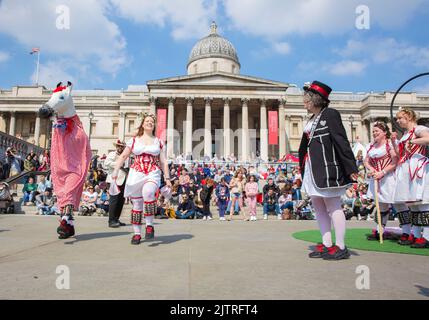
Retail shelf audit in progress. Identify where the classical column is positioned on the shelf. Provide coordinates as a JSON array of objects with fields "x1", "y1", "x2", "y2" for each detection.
[
  {"x1": 260, "y1": 99, "x2": 268, "y2": 161},
  {"x1": 167, "y1": 97, "x2": 175, "y2": 158},
  {"x1": 34, "y1": 113, "x2": 41, "y2": 146},
  {"x1": 285, "y1": 115, "x2": 291, "y2": 154},
  {"x1": 185, "y1": 97, "x2": 193, "y2": 158},
  {"x1": 149, "y1": 96, "x2": 156, "y2": 115},
  {"x1": 204, "y1": 97, "x2": 212, "y2": 158},
  {"x1": 301, "y1": 115, "x2": 308, "y2": 134},
  {"x1": 242, "y1": 98, "x2": 249, "y2": 161},
  {"x1": 0, "y1": 112, "x2": 6, "y2": 132},
  {"x1": 9, "y1": 111, "x2": 16, "y2": 136},
  {"x1": 223, "y1": 98, "x2": 231, "y2": 159},
  {"x1": 278, "y1": 99, "x2": 286, "y2": 158},
  {"x1": 369, "y1": 117, "x2": 375, "y2": 144},
  {"x1": 119, "y1": 112, "x2": 126, "y2": 141}
]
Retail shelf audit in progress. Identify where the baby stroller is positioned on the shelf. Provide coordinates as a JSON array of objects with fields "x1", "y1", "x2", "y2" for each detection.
[
  {"x1": 0, "y1": 182, "x2": 15, "y2": 214},
  {"x1": 294, "y1": 199, "x2": 314, "y2": 220}
]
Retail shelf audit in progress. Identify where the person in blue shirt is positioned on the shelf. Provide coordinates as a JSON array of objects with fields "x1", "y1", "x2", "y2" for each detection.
[{"x1": 203, "y1": 164, "x2": 211, "y2": 178}]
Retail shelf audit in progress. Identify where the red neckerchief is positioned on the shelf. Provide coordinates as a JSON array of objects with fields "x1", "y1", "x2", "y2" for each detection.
[{"x1": 55, "y1": 114, "x2": 80, "y2": 135}]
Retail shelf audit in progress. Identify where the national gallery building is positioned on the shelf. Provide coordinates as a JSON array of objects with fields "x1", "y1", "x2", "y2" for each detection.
[{"x1": 1, "y1": 23, "x2": 429, "y2": 160}]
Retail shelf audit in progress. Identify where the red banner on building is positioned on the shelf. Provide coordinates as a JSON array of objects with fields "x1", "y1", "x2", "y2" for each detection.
[
  {"x1": 156, "y1": 109, "x2": 167, "y2": 142},
  {"x1": 268, "y1": 111, "x2": 278, "y2": 145}
]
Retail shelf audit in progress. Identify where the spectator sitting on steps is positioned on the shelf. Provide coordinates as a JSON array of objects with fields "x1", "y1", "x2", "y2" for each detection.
[
  {"x1": 175, "y1": 194, "x2": 196, "y2": 219},
  {"x1": 79, "y1": 185, "x2": 98, "y2": 216},
  {"x1": 22, "y1": 176, "x2": 38, "y2": 206},
  {"x1": 263, "y1": 188, "x2": 281, "y2": 220},
  {"x1": 35, "y1": 188, "x2": 59, "y2": 215}
]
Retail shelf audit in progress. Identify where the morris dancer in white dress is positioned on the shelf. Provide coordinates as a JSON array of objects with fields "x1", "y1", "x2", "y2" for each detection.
[
  {"x1": 112, "y1": 113, "x2": 172, "y2": 245},
  {"x1": 364, "y1": 121, "x2": 403, "y2": 241},
  {"x1": 392, "y1": 107, "x2": 429, "y2": 248}
]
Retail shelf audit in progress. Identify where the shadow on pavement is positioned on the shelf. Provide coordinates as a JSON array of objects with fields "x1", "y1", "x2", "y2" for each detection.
[
  {"x1": 148, "y1": 234, "x2": 194, "y2": 247},
  {"x1": 0, "y1": 229, "x2": 10, "y2": 233},
  {"x1": 416, "y1": 285, "x2": 429, "y2": 297},
  {"x1": 64, "y1": 231, "x2": 131, "y2": 244}
]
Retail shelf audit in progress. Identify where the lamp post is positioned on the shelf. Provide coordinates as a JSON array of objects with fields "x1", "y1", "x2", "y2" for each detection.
[
  {"x1": 349, "y1": 115, "x2": 354, "y2": 145},
  {"x1": 88, "y1": 111, "x2": 94, "y2": 152}
]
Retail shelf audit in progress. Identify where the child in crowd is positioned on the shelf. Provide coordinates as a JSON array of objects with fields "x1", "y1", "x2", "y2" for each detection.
[
  {"x1": 200, "y1": 179, "x2": 215, "y2": 220},
  {"x1": 245, "y1": 175, "x2": 259, "y2": 221},
  {"x1": 79, "y1": 185, "x2": 98, "y2": 216},
  {"x1": 215, "y1": 178, "x2": 230, "y2": 221}
]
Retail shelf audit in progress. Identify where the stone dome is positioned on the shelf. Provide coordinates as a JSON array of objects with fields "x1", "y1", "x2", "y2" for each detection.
[{"x1": 187, "y1": 22, "x2": 240, "y2": 68}]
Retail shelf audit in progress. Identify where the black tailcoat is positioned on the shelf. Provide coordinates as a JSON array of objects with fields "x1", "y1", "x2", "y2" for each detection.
[{"x1": 298, "y1": 107, "x2": 358, "y2": 189}]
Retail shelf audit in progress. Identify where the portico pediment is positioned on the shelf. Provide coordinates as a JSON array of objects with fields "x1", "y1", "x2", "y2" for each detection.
[{"x1": 147, "y1": 72, "x2": 289, "y2": 89}]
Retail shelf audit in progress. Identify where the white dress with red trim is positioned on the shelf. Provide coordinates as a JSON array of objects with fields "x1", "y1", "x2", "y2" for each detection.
[
  {"x1": 393, "y1": 126, "x2": 429, "y2": 203},
  {"x1": 365, "y1": 142, "x2": 396, "y2": 204},
  {"x1": 124, "y1": 137, "x2": 164, "y2": 198},
  {"x1": 302, "y1": 119, "x2": 346, "y2": 198}
]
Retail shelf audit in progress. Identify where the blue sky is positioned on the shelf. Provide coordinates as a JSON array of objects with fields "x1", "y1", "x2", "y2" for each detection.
[{"x1": 0, "y1": 0, "x2": 428, "y2": 93}]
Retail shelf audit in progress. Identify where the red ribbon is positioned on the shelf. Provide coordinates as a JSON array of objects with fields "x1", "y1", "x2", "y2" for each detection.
[{"x1": 310, "y1": 84, "x2": 329, "y2": 99}]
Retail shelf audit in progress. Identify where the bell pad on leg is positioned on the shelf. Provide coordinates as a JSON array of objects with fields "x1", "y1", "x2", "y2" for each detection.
[
  {"x1": 144, "y1": 201, "x2": 157, "y2": 217},
  {"x1": 397, "y1": 210, "x2": 411, "y2": 226},
  {"x1": 411, "y1": 211, "x2": 429, "y2": 227},
  {"x1": 131, "y1": 210, "x2": 143, "y2": 225}
]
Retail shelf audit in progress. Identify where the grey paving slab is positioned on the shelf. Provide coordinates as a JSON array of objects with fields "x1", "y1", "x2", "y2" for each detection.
[{"x1": 0, "y1": 214, "x2": 428, "y2": 300}]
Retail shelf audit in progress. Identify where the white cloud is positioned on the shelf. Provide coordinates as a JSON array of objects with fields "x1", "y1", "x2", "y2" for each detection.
[
  {"x1": 251, "y1": 41, "x2": 291, "y2": 59},
  {"x1": 223, "y1": 0, "x2": 425, "y2": 39},
  {"x1": 110, "y1": 0, "x2": 218, "y2": 40},
  {"x1": 0, "y1": 51, "x2": 9, "y2": 63},
  {"x1": 328, "y1": 60, "x2": 367, "y2": 76},
  {"x1": 29, "y1": 58, "x2": 106, "y2": 89},
  {"x1": 298, "y1": 59, "x2": 367, "y2": 76},
  {"x1": 31, "y1": 60, "x2": 76, "y2": 88},
  {"x1": 337, "y1": 38, "x2": 429, "y2": 69},
  {"x1": 0, "y1": 0, "x2": 127, "y2": 78},
  {"x1": 272, "y1": 42, "x2": 291, "y2": 55}
]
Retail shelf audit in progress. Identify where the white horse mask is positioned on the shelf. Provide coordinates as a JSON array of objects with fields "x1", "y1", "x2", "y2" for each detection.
[{"x1": 39, "y1": 81, "x2": 76, "y2": 119}]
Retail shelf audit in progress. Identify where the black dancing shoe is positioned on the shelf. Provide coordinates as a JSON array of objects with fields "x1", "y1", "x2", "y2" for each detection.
[
  {"x1": 308, "y1": 243, "x2": 329, "y2": 258},
  {"x1": 131, "y1": 234, "x2": 141, "y2": 245},
  {"x1": 322, "y1": 246, "x2": 351, "y2": 260},
  {"x1": 411, "y1": 237, "x2": 429, "y2": 249},
  {"x1": 398, "y1": 234, "x2": 415, "y2": 245},
  {"x1": 367, "y1": 230, "x2": 397, "y2": 241},
  {"x1": 367, "y1": 230, "x2": 380, "y2": 241},
  {"x1": 109, "y1": 221, "x2": 121, "y2": 228},
  {"x1": 117, "y1": 220, "x2": 126, "y2": 226},
  {"x1": 145, "y1": 225, "x2": 155, "y2": 240},
  {"x1": 57, "y1": 222, "x2": 75, "y2": 239}
]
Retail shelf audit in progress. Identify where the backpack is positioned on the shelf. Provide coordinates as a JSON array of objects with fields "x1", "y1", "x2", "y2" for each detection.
[{"x1": 166, "y1": 208, "x2": 176, "y2": 219}]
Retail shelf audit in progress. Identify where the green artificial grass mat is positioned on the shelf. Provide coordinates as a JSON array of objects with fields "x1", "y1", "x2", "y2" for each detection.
[{"x1": 292, "y1": 228, "x2": 429, "y2": 256}]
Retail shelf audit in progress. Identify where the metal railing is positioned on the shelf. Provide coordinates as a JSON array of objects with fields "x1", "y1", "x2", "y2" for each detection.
[
  {"x1": 3, "y1": 170, "x2": 51, "y2": 185},
  {"x1": 166, "y1": 160, "x2": 299, "y2": 173},
  {"x1": 0, "y1": 131, "x2": 45, "y2": 159}
]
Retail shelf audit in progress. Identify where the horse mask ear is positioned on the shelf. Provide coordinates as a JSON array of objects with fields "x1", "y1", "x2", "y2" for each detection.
[{"x1": 66, "y1": 81, "x2": 73, "y2": 94}]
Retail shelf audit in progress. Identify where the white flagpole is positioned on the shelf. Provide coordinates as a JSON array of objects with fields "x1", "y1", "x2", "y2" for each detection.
[{"x1": 35, "y1": 50, "x2": 40, "y2": 86}]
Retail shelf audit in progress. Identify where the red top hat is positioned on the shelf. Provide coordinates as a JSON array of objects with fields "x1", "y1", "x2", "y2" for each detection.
[{"x1": 303, "y1": 80, "x2": 332, "y2": 103}]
